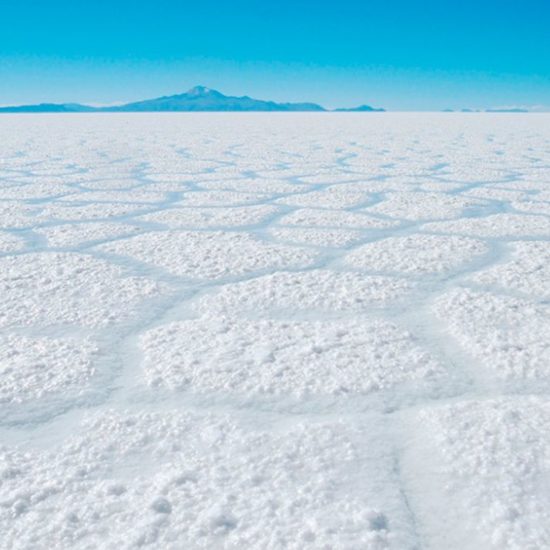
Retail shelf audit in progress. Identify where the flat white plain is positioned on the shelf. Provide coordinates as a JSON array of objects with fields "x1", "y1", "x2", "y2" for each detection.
[{"x1": 1, "y1": 113, "x2": 549, "y2": 550}]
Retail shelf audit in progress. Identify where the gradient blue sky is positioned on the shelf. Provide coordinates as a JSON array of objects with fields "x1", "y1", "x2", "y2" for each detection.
[{"x1": 1, "y1": 0, "x2": 549, "y2": 110}]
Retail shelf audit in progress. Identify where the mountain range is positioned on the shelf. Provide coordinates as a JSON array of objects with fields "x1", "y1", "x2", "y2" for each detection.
[{"x1": 0, "y1": 86, "x2": 385, "y2": 113}]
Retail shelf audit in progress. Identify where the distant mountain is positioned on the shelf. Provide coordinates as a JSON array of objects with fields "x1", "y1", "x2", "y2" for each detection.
[
  {"x1": 334, "y1": 104, "x2": 385, "y2": 112},
  {"x1": 485, "y1": 108, "x2": 529, "y2": 113},
  {"x1": 104, "y1": 86, "x2": 325, "y2": 112},
  {"x1": 0, "y1": 103, "x2": 94, "y2": 113},
  {"x1": 0, "y1": 86, "x2": 385, "y2": 113}
]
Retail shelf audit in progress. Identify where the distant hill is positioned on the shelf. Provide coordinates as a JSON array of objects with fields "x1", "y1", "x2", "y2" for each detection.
[
  {"x1": 485, "y1": 108, "x2": 529, "y2": 113},
  {"x1": 0, "y1": 86, "x2": 384, "y2": 113},
  {"x1": 334, "y1": 104, "x2": 385, "y2": 112},
  {"x1": 0, "y1": 103, "x2": 95, "y2": 113}
]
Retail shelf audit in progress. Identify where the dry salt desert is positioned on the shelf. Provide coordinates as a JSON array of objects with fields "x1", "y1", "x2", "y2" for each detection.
[{"x1": 1, "y1": 112, "x2": 550, "y2": 550}]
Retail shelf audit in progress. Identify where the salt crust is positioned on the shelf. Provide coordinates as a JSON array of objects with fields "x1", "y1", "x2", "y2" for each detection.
[
  {"x1": 195, "y1": 269, "x2": 411, "y2": 317},
  {"x1": 408, "y1": 398, "x2": 550, "y2": 549},
  {"x1": 434, "y1": 289, "x2": 550, "y2": 382},
  {"x1": 344, "y1": 234, "x2": 487, "y2": 274},
  {"x1": 97, "y1": 231, "x2": 317, "y2": 279},
  {"x1": 0, "y1": 334, "x2": 97, "y2": 404},
  {"x1": 0, "y1": 410, "x2": 404, "y2": 549},
  {"x1": 140, "y1": 317, "x2": 443, "y2": 396},
  {"x1": 0, "y1": 253, "x2": 159, "y2": 328}
]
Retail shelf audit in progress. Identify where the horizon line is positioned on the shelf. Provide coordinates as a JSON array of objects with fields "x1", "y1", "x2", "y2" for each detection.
[{"x1": 1, "y1": 84, "x2": 548, "y2": 113}]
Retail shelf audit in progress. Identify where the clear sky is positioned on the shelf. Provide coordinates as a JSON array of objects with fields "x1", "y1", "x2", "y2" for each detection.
[{"x1": 1, "y1": 0, "x2": 549, "y2": 110}]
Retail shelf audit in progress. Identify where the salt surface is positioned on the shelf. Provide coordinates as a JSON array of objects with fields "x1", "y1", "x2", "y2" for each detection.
[
  {"x1": 140, "y1": 317, "x2": 444, "y2": 396},
  {"x1": 344, "y1": 234, "x2": 487, "y2": 274},
  {"x1": 1, "y1": 113, "x2": 549, "y2": 548}
]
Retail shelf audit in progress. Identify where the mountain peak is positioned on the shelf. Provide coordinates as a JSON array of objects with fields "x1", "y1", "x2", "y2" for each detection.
[{"x1": 186, "y1": 85, "x2": 220, "y2": 96}]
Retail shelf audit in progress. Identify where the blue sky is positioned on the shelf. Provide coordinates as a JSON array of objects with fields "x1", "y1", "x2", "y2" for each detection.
[{"x1": 1, "y1": 0, "x2": 549, "y2": 110}]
